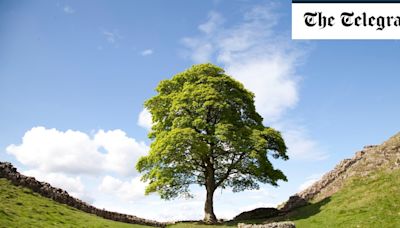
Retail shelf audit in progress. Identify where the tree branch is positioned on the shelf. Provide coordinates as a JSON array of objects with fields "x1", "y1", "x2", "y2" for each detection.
[{"x1": 215, "y1": 150, "x2": 247, "y2": 187}]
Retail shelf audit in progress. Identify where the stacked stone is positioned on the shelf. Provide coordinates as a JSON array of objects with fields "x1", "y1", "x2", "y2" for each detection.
[
  {"x1": 238, "y1": 221, "x2": 295, "y2": 228},
  {"x1": 0, "y1": 162, "x2": 165, "y2": 227},
  {"x1": 281, "y1": 132, "x2": 400, "y2": 212}
]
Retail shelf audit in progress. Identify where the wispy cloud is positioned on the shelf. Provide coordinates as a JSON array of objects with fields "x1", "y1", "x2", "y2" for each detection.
[
  {"x1": 273, "y1": 121, "x2": 329, "y2": 160},
  {"x1": 298, "y1": 173, "x2": 323, "y2": 191},
  {"x1": 198, "y1": 11, "x2": 224, "y2": 35},
  {"x1": 101, "y1": 29, "x2": 123, "y2": 46},
  {"x1": 63, "y1": 5, "x2": 75, "y2": 14},
  {"x1": 182, "y1": 3, "x2": 302, "y2": 121},
  {"x1": 140, "y1": 49, "x2": 154, "y2": 56}
]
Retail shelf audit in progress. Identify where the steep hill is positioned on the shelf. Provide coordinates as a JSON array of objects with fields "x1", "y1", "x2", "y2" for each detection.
[
  {"x1": 280, "y1": 132, "x2": 400, "y2": 211},
  {"x1": 236, "y1": 132, "x2": 400, "y2": 227},
  {"x1": 282, "y1": 168, "x2": 400, "y2": 227}
]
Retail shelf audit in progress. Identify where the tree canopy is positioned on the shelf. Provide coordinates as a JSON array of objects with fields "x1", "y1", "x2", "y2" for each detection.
[{"x1": 136, "y1": 63, "x2": 288, "y2": 223}]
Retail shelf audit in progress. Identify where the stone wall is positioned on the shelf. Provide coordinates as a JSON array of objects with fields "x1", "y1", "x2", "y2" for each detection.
[
  {"x1": 238, "y1": 222, "x2": 295, "y2": 228},
  {"x1": 0, "y1": 162, "x2": 165, "y2": 227},
  {"x1": 280, "y1": 132, "x2": 400, "y2": 212},
  {"x1": 233, "y1": 208, "x2": 279, "y2": 221},
  {"x1": 279, "y1": 150, "x2": 367, "y2": 211}
]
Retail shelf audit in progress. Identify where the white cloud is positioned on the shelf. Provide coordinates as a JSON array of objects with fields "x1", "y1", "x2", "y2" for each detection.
[
  {"x1": 182, "y1": 4, "x2": 302, "y2": 121},
  {"x1": 63, "y1": 5, "x2": 75, "y2": 14},
  {"x1": 6, "y1": 127, "x2": 147, "y2": 176},
  {"x1": 158, "y1": 200, "x2": 204, "y2": 221},
  {"x1": 180, "y1": 11, "x2": 224, "y2": 63},
  {"x1": 181, "y1": 38, "x2": 213, "y2": 63},
  {"x1": 140, "y1": 49, "x2": 154, "y2": 56},
  {"x1": 137, "y1": 108, "x2": 153, "y2": 131},
  {"x1": 198, "y1": 11, "x2": 224, "y2": 34},
  {"x1": 279, "y1": 124, "x2": 328, "y2": 161},
  {"x1": 227, "y1": 58, "x2": 298, "y2": 121},
  {"x1": 22, "y1": 169, "x2": 93, "y2": 203},
  {"x1": 244, "y1": 188, "x2": 274, "y2": 200},
  {"x1": 298, "y1": 173, "x2": 323, "y2": 191},
  {"x1": 98, "y1": 175, "x2": 147, "y2": 201},
  {"x1": 7, "y1": 127, "x2": 103, "y2": 175},
  {"x1": 94, "y1": 129, "x2": 148, "y2": 176},
  {"x1": 93, "y1": 194, "x2": 206, "y2": 222},
  {"x1": 102, "y1": 29, "x2": 122, "y2": 46}
]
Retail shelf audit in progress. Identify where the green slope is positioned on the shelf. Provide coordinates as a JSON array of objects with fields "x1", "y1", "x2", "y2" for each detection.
[
  {"x1": 281, "y1": 169, "x2": 400, "y2": 227},
  {"x1": 0, "y1": 178, "x2": 148, "y2": 228},
  {"x1": 2, "y1": 169, "x2": 399, "y2": 228}
]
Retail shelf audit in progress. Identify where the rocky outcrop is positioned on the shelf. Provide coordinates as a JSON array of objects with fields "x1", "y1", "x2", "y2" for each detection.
[
  {"x1": 280, "y1": 132, "x2": 400, "y2": 212},
  {"x1": 0, "y1": 162, "x2": 165, "y2": 227},
  {"x1": 238, "y1": 221, "x2": 295, "y2": 228},
  {"x1": 234, "y1": 208, "x2": 280, "y2": 221}
]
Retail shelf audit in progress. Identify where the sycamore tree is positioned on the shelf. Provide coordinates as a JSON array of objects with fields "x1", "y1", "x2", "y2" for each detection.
[{"x1": 136, "y1": 63, "x2": 288, "y2": 223}]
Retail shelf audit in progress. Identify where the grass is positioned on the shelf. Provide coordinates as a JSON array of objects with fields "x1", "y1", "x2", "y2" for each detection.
[
  {"x1": 172, "y1": 169, "x2": 400, "y2": 227},
  {"x1": 281, "y1": 169, "x2": 400, "y2": 227},
  {"x1": 2, "y1": 169, "x2": 400, "y2": 227},
  {"x1": 0, "y1": 178, "x2": 149, "y2": 228}
]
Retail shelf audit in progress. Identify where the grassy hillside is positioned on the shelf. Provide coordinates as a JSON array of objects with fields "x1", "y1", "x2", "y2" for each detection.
[
  {"x1": 267, "y1": 169, "x2": 400, "y2": 227},
  {"x1": 0, "y1": 178, "x2": 148, "y2": 228},
  {"x1": 170, "y1": 169, "x2": 400, "y2": 227}
]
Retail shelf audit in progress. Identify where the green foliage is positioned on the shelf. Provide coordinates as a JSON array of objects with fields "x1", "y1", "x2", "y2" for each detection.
[
  {"x1": 136, "y1": 63, "x2": 288, "y2": 200},
  {"x1": 0, "y1": 178, "x2": 148, "y2": 228}
]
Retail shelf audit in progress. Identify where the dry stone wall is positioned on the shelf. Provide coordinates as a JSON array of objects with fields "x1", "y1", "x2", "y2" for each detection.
[
  {"x1": 280, "y1": 132, "x2": 400, "y2": 212},
  {"x1": 233, "y1": 208, "x2": 280, "y2": 221},
  {"x1": 238, "y1": 221, "x2": 295, "y2": 228},
  {"x1": 0, "y1": 162, "x2": 165, "y2": 227}
]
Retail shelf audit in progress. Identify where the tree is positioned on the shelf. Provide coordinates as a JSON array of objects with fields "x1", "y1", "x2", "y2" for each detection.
[{"x1": 136, "y1": 63, "x2": 288, "y2": 223}]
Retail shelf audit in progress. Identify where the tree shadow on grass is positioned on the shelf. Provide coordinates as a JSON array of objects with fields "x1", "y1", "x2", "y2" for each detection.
[{"x1": 286, "y1": 197, "x2": 331, "y2": 221}]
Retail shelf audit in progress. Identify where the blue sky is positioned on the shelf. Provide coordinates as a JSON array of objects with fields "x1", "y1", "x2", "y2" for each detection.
[{"x1": 1, "y1": 0, "x2": 400, "y2": 221}]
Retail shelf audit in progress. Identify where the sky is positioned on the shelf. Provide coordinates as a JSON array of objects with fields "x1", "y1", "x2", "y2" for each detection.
[{"x1": 1, "y1": 0, "x2": 400, "y2": 222}]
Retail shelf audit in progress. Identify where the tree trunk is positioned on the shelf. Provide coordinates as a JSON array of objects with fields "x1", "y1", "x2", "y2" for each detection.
[
  {"x1": 204, "y1": 156, "x2": 217, "y2": 224},
  {"x1": 204, "y1": 187, "x2": 217, "y2": 224}
]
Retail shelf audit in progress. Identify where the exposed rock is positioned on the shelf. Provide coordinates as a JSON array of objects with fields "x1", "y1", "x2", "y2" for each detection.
[
  {"x1": 238, "y1": 221, "x2": 295, "y2": 228},
  {"x1": 0, "y1": 162, "x2": 165, "y2": 227},
  {"x1": 280, "y1": 132, "x2": 400, "y2": 212},
  {"x1": 234, "y1": 208, "x2": 280, "y2": 221}
]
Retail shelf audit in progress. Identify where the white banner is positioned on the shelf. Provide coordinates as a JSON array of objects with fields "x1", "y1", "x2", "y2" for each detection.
[{"x1": 292, "y1": 3, "x2": 400, "y2": 39}]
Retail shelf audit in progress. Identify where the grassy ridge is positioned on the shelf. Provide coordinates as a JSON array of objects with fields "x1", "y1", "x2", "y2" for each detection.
[
  {"x1": 283, "y1": 169, "x2": 400, "y2": 227},
  {"x1": 0, "y1": 178, "x2": 148, "y2": 228}
]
